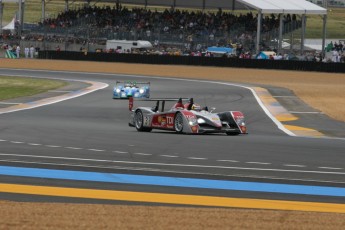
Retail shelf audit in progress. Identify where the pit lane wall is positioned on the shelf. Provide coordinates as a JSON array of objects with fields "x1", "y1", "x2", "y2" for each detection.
[{"x1": 38, "y1": 51, "x2": 345, "y2": 73}]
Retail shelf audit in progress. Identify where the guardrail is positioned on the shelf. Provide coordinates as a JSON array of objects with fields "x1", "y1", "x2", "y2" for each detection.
[{"x1": 39, "y1": 51, "x2": 345, "y2": 73}]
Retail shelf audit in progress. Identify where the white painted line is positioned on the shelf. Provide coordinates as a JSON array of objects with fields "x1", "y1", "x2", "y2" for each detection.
[
  {"x1": 87, "y1": 149, "x2": 105, "y2": 152},
  {"x1": 65, "y1": 147, "x2": 82, "y2": 150},
  {"x1": 188, "y1": 157, "x2": 207, "y2": 160},
  {"x1": 217, "y1": 160, "x2": 239, "y2": 163},
  {"x1": 10, "y1": 141, "x2": 24, "y2": 144},
  {"x1": 45, "y1": 145, "x2": 61, "y2": 148},
  {"x1": 113, "y1": 151, "x2": 128, "y2": 154},
  {"x1": 1, "y1": 158, "x2": 344, "y2": 185},
  {"x1": 0, "y1": 153, "x2": 344, "y2": 177},
  {"x1": 246, "y1": 162, "x2": 271, "y2": 165},
  {"x1": 133, "y1": 153, "x2": 152, "y2": 156},
  {"x1": 0, "y1": 73, "x2": 108, "y2": 115},
  {"x1": 27, "y1": 143, "x2": 42, "y2": 146},
  {"x1": 0, "y1": 102, "x2": 22, "y2": 105},
  {"x1": 160, "y1": 155, "x2": 179, "y2": 158},
  {"x1": 319, "y1": 167, "x2": 343, "y2": 170},
  {"x1": 0, "y1": 139, "x2": 7, "y2": 142},
  {"x1": 284, "y1": 164, "x2": 306, "y2": 168}
]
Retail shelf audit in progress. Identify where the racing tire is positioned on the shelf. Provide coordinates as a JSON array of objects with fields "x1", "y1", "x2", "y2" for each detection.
[
  {"x1": 134, "y1": 110, "x2": 152, "y2": 132},
  {"x1": 226, "y1": 131, "x2": 240, "y2": 136},
  {"x1": 174, "y1": 112, "x2": 184, "y2": 133}
]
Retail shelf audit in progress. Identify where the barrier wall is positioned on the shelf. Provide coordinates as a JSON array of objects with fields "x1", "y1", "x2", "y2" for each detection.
[{"x1": 39, "y1": 51, "x2": 345, "y2": 73}]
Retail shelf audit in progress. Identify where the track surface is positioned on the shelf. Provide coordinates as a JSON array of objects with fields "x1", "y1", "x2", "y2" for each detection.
[{"x1": 1, "y1": 69, "x2": 345, "y2": 210}]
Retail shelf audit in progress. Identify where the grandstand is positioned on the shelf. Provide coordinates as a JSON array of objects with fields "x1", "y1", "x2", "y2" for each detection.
[{"x1": 1, "y1": 0, "x2": 327, "y2": 56}]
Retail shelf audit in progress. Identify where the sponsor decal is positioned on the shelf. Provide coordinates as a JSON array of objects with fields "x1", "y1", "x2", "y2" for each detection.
[{"x1": 129, "y1": 97, "x2": 133, "y2": 111}]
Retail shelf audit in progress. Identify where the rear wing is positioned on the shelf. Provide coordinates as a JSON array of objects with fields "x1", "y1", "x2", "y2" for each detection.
[
  {"x1": 129, "y1": 97, "x2": 189, "y2": 112},
  {"x1": 116, "y1": 81, "x2": 150, "y2": 86}
]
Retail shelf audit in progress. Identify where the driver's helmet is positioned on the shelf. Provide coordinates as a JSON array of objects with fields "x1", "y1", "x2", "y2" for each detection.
[{"x1": 191, "y1": 103, "x2": 201, "y2": 111}]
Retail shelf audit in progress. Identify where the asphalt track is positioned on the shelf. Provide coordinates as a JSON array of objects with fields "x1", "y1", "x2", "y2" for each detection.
[{"x1": 0, "y1": 68, "x2": 345, "y2": 213}]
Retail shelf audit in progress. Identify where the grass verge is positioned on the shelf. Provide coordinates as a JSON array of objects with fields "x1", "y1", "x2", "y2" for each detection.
[{"x1": 0, "y1": 76, "x2": 67, "y2": 101}]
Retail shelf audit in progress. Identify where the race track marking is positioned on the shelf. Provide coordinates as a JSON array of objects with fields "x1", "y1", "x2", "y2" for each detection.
[
  {"x1": 113, "y1": 151, "x2": 128, "y2": 154},
  {"x1": 160, "y1": 155, "x2": 179, "y2": 158},
  {"x1": 319, "y1": 167, "x2": 343, "y2": 170},
  {"x1": 27, "y1": 143, "x2": 42, "y2": 146},
  {"x1": 133, "y1": 153, "x2": 152, "y2": 156},
  {"x1": 284, "y1": 164, "x2": 306, "y2": 168},
  {"x1": 87, "y1": 149, "x2": 105, "y2": 152},
  {"x1": 1, "y1": 166, "x2": 345, "y2": 201},
  {"x1": 10, "y1": 141, "x2": 24, "y2": 144},
  {"x1": 188, "y1": 157, "x2": 207, "y2": 160},
  {"x1": 65, "y1": 147, "x2": 83, "y2": 150},
  {"x1": 1, "y1": 183, "x2": 345, "y2": 213},
  {"x1": 45, "y1": 145, "x2": 61, "y2": 148},
  {"x1": 217, "y1": 160, "x2": 239, "y2": 163},
  {"x1": 0, "y1": 75, "x2": 108, "y2": 115},
  {"x1": 246, "y1": 162, "x2": 271, "y2": 165}
]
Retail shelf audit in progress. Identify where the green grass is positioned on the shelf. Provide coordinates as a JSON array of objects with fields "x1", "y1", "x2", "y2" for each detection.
[
  {"x1": 0, "y1": 76, "x2": 67, "y2": 100},
  {"x1": 2, "y1": 1, "x2": 345, "y2": 38}
]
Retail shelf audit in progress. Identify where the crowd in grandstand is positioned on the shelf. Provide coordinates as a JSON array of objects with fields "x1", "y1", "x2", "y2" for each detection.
[
  {"x1": 35, "y1": 5, "x2": 300, "y2": 51},
  {"x1": 1, "y1": 5, "x2": 344, "y2": 62}
]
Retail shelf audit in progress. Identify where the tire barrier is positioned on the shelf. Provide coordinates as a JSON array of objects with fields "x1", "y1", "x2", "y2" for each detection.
[{"x1": 39, "y1": 51, "x2": 345, "y2": 73}]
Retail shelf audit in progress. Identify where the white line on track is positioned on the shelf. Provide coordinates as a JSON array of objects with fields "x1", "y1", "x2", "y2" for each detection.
[
  {"x1": 188, "y1": 157, "x2": 207, "y2": 160},
  {"x1": 10, "y1": 141, "x2": 24, "y2": 144},
  {"x1": 0, "y1": 139, "x2": 7, "y2": 142},
  {"x1": 246, "y1": 162, "x2": 271, "y2": 165},
  {"x1": 284, "y1": 164, "x2": 306, "y2": 168},
  {"x1": 319, "y1": 167, "x2": 343, "y2": 170},
  {"x1": 133, "y1": 153, "x2": 152, "y2": 156},
  {"x1": 65, "y1": 147, "x2": 82, "y2": 150},
  {"x1": 87, "y1": 149, "x2": 105, "y2": 152},
  {"x1": 45, "y1": 145, "x2": 61, "y2": 148},
  {"x1": 216, "y1": 160, "x2": 239, "y2": 163},
  {"x1": 113, "y1": 151, "x2": 128, "y2": 154},
  {"x1": 160, "y1": 155, "x2": 179, "y2": 158},
  {"x1": 1, "y1": 158, "x2": 344, "y2": 185},
  {"x1": 0, "y1": 72, "x2": 108, "y2": 115},
  {"x1": 0, "y1": 153, "x2": 345, "y2": 178},
  {"x1": 27, "y1": 143, "x2": 42, "y2": 146}
]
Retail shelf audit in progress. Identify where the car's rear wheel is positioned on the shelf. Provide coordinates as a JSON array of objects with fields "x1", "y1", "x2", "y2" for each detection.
[
  {"x1": 174, "y1": 112, "x2": 184, "y2": 133},
  {"x1": 134, "y1": 110, "x2": 152, "y2": 132}
]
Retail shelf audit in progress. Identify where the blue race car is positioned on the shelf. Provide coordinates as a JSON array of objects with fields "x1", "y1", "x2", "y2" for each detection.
[{"x1": 113, "y1": 81, "x2": 150, "y2": 99}]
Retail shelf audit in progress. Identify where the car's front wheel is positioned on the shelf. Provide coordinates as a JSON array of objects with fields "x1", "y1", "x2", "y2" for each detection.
[
  {"x1": 134, "y1": 110, "x2": 152, "y2": 132},
  {"x1": 174, "y1": 112, "x2": 184, "y2": 133}
]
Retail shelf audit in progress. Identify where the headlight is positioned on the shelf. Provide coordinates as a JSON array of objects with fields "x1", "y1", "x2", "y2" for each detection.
[
  {"x1": 116, "y1": 89, "x2": 121, "y2": 93},
  {"x1": 139, "y1": 88, "x2": 145, "y2": 94},
  {"x1": 197, "y1": 118, "x2": 206, "y2": 124},
  {"x1": 188, "y1": 117, "x2": 197, "y2": 126}
]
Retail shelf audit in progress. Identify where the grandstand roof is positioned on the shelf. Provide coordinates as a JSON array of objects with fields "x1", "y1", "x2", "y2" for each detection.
[{"x1": 116, "y1": 0, "x2": 327, "y2": 15}]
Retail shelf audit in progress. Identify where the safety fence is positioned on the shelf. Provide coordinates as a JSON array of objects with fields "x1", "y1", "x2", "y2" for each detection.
[{"x1": 39, "y1": 51, "x2": 345, "y2": 73}]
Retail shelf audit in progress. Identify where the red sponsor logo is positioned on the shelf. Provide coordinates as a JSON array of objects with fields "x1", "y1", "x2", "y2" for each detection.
[{"x1": 129, "y1": 97, "x2": 133, "y2": 111}]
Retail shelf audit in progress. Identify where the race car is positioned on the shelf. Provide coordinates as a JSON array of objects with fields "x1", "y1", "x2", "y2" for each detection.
[
  {"x1": 128, "y1": 98, "x2": 247, "y2": 135},
  {"x1": 113, "y1": 81, "x2": 150, "y2": 99}
]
